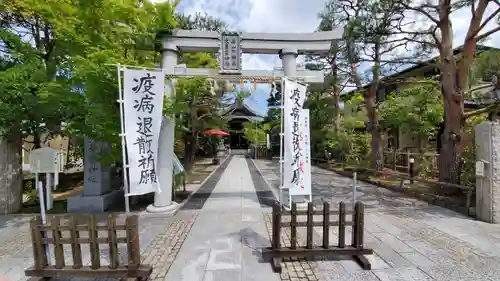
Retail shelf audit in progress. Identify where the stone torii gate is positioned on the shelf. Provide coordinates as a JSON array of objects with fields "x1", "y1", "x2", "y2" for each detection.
[{"x1": 146, "y1": 28, "x2": 343, "y2": 213}]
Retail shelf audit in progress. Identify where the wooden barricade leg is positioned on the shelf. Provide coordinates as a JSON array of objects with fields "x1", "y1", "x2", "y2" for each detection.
[
  {"x1": 69, "y1": 216, "x2": 83, "y2": 269},
  {"x1": 322, "y1": 202, "x2": 330, "y2": 249},
  {"x1": 270, "y1": 200, "x2": 282, "y2": 273},
  {"x1": 30, "y1": 217, "x2": 48, "y2": 270},
  {"x1": 338, "y1": 202, "x2": 346, "y2": 248},
  {"x1": 306, "y1": 202, "x2": 313, "y2": 250},
  {"x1": 126, "y1": 215, "x2": 152, "y2": 281},
  {"x1": 88, "y1": 215, "x2": 101, "y2": 270},
  {"x1": 51, "y1": 217, "x2": 65, "y2": 269},
  {"x1": 352, "y1": 202, "x2": 371, "y2": 270},
  {"x1": 107, "y1": 215, "x2": 119, "y2": 269},
  {"x1": 290, "y1": 202, "x2": 297, "y2": 250}
]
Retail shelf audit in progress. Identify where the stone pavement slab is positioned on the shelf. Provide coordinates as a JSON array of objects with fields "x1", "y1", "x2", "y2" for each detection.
[{"x1": 165, "y1": 156, "x2": 279, "y2": 281}]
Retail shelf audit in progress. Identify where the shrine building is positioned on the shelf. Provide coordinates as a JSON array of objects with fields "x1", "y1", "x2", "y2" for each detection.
[{"x1": 223, "y1": 99, "x2": 264, "y2": 150}]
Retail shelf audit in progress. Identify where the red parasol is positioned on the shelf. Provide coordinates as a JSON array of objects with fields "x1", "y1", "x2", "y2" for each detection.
[{"x1": 202, "y1": 129, "x2": 229, "y2": 137}]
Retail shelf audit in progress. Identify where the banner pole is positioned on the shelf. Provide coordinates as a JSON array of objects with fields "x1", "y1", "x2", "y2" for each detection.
[
  {"x1": 117, "y1": 64, "x2": 131, "y2": 213},
  {"x1": 279, "y1": 78, "x2": 285, "y2": 208}
]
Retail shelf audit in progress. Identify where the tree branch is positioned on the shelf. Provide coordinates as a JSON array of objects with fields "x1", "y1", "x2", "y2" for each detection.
[
  {"x1": 476, "y1": 26, "x2": 500, "y2": 42},
  {"x1": 475, "y1": 8, "x2": 500, "y2": 36},
  {"x1": 463, "y1": 102, "x2": 500, "y2": 118},
  {"x1": 431, "y1": 25, "x2": 442, "y2": 48},
  {"x1": 400, "y1": 3, "x2": 440, "y2": 24}
]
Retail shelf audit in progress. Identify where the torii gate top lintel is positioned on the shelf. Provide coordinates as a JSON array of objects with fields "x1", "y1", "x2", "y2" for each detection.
[
  {"x1": 157, "y1": 27, "x2": 344, "y2": 85},
  {"x1": 159, "y1": 28, "x2": 344, "y2": 55}
]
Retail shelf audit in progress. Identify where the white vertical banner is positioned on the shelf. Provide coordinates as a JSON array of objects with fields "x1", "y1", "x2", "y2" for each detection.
[
  {"x1": 123, "y1": 68, "x2": 165, "y2": 196},
  {"x1": 283, "y1": 78, "x2": 311, "y2": 196},
  {"x1": 297, "y1": 109, "x2": 311, "y2": 196}
]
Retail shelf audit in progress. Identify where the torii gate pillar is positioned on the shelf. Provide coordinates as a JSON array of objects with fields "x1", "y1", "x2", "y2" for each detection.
[
  {"x1": 145, "y1": 42, "x2": 180, "y2": 214},
  {"x1": 279, "y1": 47, "x2": 298, "y2": 77}
]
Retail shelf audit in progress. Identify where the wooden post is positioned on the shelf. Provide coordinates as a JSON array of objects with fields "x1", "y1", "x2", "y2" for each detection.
[
  {"x1": 406, "y1": 152, "x2": 410, "y2": 171},
  {"x1": 322, "y1": 202, "x2": 330, "y2": 249},
  {"x1": 290, "y1": 202, "x2": 297, "y2": 249},
  {"x1": 126, "y1": 215, "x2": 141, "y2": 269},
  {"x1": 306, "y1": 202, "x2": 313, "y2": 249},
  {"x1": 466, "y1": 190, "x2": 472, "y2": 216},
  {"x1": 51, "y1": 216, "x2": 65, "y2": 269},
  {"x1": 108, "y1": 215, "x2": 119, "y2": 269},
  {"x1": 352, "y1": 202, "x2": 364, "y2": 248},
  {"x1": 356, "y1": 202, "x2": 365, "y2": 248},
  {"x1": 272, "y1": 200, "x2": 281, "y2": 250},
  {"x1": 88, "y1": 215, "x2": 101, "y2": 269},
  {"x1": 30, "y1": 217, "x2": 47, "y2": 270},
  {"x1": 392, "y1": 150, "x2": 397, "y2": 170},
  {"x1": 409, "y1": 157, "x2": 415, "y2": 184},
  {"x1": 338, "y1": 202, "x2": 346, "y2": 248},
  {"x1": 69, "y1": 216, "x2": 83, "y2": 269}
]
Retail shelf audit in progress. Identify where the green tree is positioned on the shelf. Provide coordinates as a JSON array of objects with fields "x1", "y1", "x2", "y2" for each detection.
[
  {"x1": 326, "y1": 93, "x2": 371, "y2": 165},
  {"x1": 170, "y1": 13, "x2": 234, "y2": 171},
  {"x1": 175, "y1": 13, "x2": 228, "y2": 31},
  {"x1": 318, "y1": 0, "x2": 419, "y2": 171},
  {"x1": 0, "y1": 0, "x2": 176, "y2": 213},
  {"x1": 306, "y1": 90, "x2": 336, "y2": 157},
  {"x1": 393, "y1": 0, "x2": 500, "y2": 183},
  {"x1": 379, "y1": 82, "x2": 444, "y2": 150},
  {"x1": 379, "y1": 82, "x2": 444, "y2": 174},
  {"x1": 470, "y1": 50, "x2": 500, "y2": 84},
  {"x1": 263, "y1": 82, "x2": 281, "y2": 154},
  {"x1": 243, "y1": 122, "x2": 269, "y2": 145}
]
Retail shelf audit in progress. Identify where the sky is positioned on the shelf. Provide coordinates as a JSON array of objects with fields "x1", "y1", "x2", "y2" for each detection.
[{"x1": 152, "y1": 0, "x2": 500, "y2": 116}]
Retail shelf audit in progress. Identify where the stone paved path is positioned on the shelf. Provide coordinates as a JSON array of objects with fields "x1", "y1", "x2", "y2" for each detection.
[
  {"x1": 6, "y1": 156, "x2": 500, "y2": 281},
  {"x1": 254, "y1": 159, "x2": 428, "y2": 210},
  {"x1": 254, "y1": 159, "x2": 500, "y2": 281},
  {"x1": 165, "y1": 155, "x2": 279, "y2": 281}
]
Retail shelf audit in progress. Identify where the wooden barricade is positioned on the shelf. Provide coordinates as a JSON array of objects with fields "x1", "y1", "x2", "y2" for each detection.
[
  {"x1": 25, "y1": 214, "x2": 152, "y2": 280},
  {"x1": 262, "y1": 200, "x2": 373, "y2": 273}
]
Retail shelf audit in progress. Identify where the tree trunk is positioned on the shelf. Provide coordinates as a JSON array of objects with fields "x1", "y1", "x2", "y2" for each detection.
[
  {"x1": 33, "y1": 131, "x2": 42, "y2": 149},
  {"x1": 438, "y1": 86, "x2": 463, "y2": 186},
  {"x1": 366, "y1": 87, "x2": 384, "y2": 171},
  {"x1": 370, "y1": 130, "x2": 384, "y2": 171},
  {"x1": 437, "y1": 8, "x2": 463, "y2": 187},
  {"x1": 184, "y1": 99, "x2": 199, "y2": 172},
  {"x1": 333, "y1": 89, "x2": 340, "y2": 134},
  {"x1": 330, "y1": 42, "x2": 340, "y2": 135},
  {"x1": 184, "y1": 134, "x2": 197, "y2": 172},
  {"x1": 366, "y1": 38, "x2": 384, "y2": 171},
  {"x1": 0, "y1": 135, "x2": 23, "y2": 214}
]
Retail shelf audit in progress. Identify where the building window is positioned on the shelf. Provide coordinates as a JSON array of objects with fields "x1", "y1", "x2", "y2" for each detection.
[
  {"x1": 386, "y1": 84, "x2": 396, "y2": 95},
  {"x1": 376, "y1": 88, "x2": 387, "y2": 102}
]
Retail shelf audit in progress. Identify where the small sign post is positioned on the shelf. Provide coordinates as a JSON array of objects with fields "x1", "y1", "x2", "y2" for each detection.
[{"x1": 30, "y1": 147, "x2": 60, "y2": 210}]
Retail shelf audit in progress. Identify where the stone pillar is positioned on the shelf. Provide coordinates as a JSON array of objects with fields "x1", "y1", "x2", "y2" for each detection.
[
  {"x1": 279, "y1": 47, "x2": 298, "y2": 78},
  {"x1": 67, "y1": 137, "x2": 123, "y2": 212},
  {"x1": 474, "y1": 121, "x2": 500, "y2": 223},
  {"x1": 146, "y1": 42, "x2": 180, "y2": 214}
]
